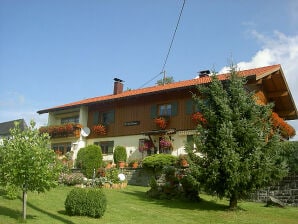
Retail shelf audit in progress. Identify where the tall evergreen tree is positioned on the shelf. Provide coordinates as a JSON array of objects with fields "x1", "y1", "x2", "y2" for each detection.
[{"x1": 186, "y1": 66, "x2": 288, "y2": 209}]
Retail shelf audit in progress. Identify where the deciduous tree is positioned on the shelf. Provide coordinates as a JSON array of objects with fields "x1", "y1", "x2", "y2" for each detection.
[{"x1": 0, "y1": 120, "x2": 61, "y2": 220}]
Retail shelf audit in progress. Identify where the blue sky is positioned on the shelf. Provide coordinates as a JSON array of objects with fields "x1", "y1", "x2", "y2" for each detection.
[{"x1": 1, "y1": 0, "x2": 298, "y2": 140}]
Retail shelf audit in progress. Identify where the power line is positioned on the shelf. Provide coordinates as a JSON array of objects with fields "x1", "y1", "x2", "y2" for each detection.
[{"x1": 140, "y1": 0, "x2": 186, "y2": 88}]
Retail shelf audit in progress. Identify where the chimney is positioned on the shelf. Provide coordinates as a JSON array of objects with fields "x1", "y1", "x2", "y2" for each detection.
[
  {"x1": 113, "y1": 78, "x2": 124, "y2": 95},
  {"x1": 198, "y1": 70, "x2": 210, "y2": 78}
]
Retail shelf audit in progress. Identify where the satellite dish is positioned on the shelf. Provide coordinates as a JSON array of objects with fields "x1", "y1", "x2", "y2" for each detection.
[{"x1": 81, "y1": 127, "x2": 90, "y2": 137}]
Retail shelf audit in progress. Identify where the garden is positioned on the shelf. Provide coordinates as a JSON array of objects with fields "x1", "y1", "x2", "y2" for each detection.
[{"x1": 1, "y1": 184, "x2": 298, "y2": 224}]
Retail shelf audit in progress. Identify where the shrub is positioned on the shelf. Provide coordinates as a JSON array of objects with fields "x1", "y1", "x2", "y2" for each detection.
[
  {"x1": 105, "y1": 168, "x2": 121, "y2": 184},
  {"x1": 142, "y1": 154, "x2": 178, "y2": 177},
  {"x1": 65, "y1": 188, "x2": 107, "y2": 218},
  {"x1": 76, "y1": 145, "x2": 103, "y2": 178},
  {"x1": 113, "y1": 145, "x2": 127, "y2": 164}
]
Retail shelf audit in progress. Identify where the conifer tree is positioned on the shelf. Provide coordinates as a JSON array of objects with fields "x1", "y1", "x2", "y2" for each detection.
[{"x1": 186, "y1": 66, "x2": 288, "y2": 209}]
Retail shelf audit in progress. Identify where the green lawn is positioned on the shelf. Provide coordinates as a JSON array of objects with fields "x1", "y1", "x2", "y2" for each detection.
[{"x1": 0, "y1": 185, "x2": 297, "y2": 224}]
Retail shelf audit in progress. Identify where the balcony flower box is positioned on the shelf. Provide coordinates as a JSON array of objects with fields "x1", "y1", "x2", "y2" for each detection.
[
  {"x1": 39, "y1": 123, "x2": 82, "y2": 138},
  {"x1": 271, "y1": 112, "x2": 296, "y2": 138},
  {"x1": 191, "y1": 112, "x2": 207, "y2": 126},
  {"x1": 154, "y1": 116, "x2": 168, "y2": 129},
  {"x1": 92, "y1": 124, "x2": 107, "y2": 136}
]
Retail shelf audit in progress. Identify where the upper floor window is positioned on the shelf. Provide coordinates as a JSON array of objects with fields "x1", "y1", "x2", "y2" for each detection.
[
  {"x1": 61, "y1": 116, "x2": 79, "y2": 124},
  {"x1": 151, "y1": 102, "x2": 178, "y2": 118},
  {"x1": 93, "y1": 110, "x2": 115, "y2": 125},
  {"x1": 159, "y1": 104, "x2": 172, "y2": 116}
]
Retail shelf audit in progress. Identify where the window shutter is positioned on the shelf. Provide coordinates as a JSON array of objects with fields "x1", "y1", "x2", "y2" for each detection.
[
  {"x1": 186, "y1": 99, "x2": 193, "y2": 115},
  {"x1": 107, "y1": 110, "x2": 115, "y2": 123},
  {"x1": 171, "y1": 101, "x2": 178, "y2": 116},
  {"x1": 150, "y1": 104, "x2": 157, "y2": 118},
  {"x1": 93, "y1": 111, "x2": 99, "y2": 125}
]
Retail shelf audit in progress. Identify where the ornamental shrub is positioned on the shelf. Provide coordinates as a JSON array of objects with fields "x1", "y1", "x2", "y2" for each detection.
[
  {"x1": 142, "y1": 154, "x2": 178, "y2": 178},
  {"x1": 113, "y1": 145, "x2": 127, "y2": 164},
  {"x1": 65, "y1": 188, "x2": 107, "y2": 218},
  {"x1": 76, "y1": 145, "x2": 103, "y2": 178}
]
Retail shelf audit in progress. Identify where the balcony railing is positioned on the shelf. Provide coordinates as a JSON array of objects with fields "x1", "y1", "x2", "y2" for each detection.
[{"x1": 39, "y1": 123, "x2": 82, "y2": 138}]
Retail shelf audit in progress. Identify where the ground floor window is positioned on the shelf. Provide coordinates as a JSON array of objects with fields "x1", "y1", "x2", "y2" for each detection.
[
  {"x1": 95, "y1": 141, "x2": 114, "y2": 155},
  {"x1": 52, "y1": 142, "x2": 71, "y2": 155}
]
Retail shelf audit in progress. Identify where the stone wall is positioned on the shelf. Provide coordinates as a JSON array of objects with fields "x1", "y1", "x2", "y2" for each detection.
[
  {"x1": 123, "y1": 168, "x2": 151, "y2": 186},
  {"x1": 251, "y1": 173, "x2": 298, "y2": 206}
]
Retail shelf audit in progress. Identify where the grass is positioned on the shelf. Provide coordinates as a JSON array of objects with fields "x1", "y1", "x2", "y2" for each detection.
[{"x1": 0, "y1": 185, "x2": 298, "y2": 224}]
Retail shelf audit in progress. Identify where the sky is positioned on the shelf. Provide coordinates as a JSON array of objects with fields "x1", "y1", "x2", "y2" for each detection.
[{"x1": 1, "y1": 0, "x2": 298, "y2": 140}]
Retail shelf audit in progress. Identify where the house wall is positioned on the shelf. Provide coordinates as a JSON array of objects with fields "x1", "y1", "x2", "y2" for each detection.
[{"x1": 87, "y1": 88, "x2": 197, "y2": 138}]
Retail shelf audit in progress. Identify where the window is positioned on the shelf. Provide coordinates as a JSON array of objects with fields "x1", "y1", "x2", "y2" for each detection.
[
  {"x1": 93, "y1": 110, "x2": 115, "y2": 125},
  {"x1": 159, "y1": 104, "x2": 172, "y2": 116},
  {"x1": 151, "y1": 102, "x2": 178, "y2": 118},
  {"x1": 95, "y1": 141, "x2": 114, "y2": 155},
  {"x1": 52, "y1": 142, "x2": 71, "y2": 155},
  {"x1": 61, "y1": 116, "x2": 79, "y2": 124}
]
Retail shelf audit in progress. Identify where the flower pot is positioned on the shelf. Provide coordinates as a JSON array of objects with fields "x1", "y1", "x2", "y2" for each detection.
[{"x1": 118, "y1": 161, "x2": 126, "y2": 168}]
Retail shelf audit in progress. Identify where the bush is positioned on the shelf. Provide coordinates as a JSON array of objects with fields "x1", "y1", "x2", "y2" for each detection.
[
  {"x1": 65, "y1": 188, "x2": 107, "y2": 218},
  {"x1": 142, "y1": 154, "x2": 178, "y2": 177},
  {"x1": 76, "y1": 145, "x2": 103, "y2": 178},
  {"x1": 113, "y1": 145, "x2": 127, "y2": 164}
]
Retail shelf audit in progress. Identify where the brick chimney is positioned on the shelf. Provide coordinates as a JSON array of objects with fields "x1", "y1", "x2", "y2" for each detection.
[{"x1": 113, "y1": 78, "x2": 124, "y2": 95}]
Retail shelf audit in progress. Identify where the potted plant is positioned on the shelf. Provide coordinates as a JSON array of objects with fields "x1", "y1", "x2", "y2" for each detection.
[
  {"x1": 128, "y1": 158, "x2": 139, "y2": 168},
  {"x1": 191, "y1": 112, "x2": 207, "y2": 126},
  {"x1": 113, "y1": 145, "x2": 127, "y2": 168}
]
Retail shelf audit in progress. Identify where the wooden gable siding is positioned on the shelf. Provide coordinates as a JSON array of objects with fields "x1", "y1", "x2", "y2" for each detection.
[{"x1": 87, "y1": 88, "x2": 198, "y2": 138}]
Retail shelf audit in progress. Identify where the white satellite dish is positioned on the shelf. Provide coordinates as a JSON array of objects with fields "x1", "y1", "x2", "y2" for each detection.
[{"x1": 81, "y1": 127, "x2": 90, "y2": 137}]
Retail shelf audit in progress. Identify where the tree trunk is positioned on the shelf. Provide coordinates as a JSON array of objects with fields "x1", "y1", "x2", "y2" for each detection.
[
  {"x1": 229, "y1": 193, "x2": 238, "y2": 210},
  {"x1": 22, "y1": 190, "x2": 27, "y2": 220}
]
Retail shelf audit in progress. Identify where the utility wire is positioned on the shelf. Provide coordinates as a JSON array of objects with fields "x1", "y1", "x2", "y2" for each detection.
[{"x1": 139, "y1": 0, "x2": 186, "y2": 88}]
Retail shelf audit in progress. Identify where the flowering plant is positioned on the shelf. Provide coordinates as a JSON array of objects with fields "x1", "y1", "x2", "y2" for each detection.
[
  {"x1": 39, "y1": 123, "x2": 81, "y2": 138},
  {"x1": 154, "y1": 117, "x2": 168, "y2": 129},
  {"x1": 271, "y1": 112, "x2": 295, "y2": 138},
  {"x1": 191, "y1": 112, "x2": 207, "y2": 125},
  {"x1": 93, "y1": 124, "x2": 107, "y2": 135},
  {"x1": 160, "y1": 138, "x2": 172, "y2": 149},
  {"x1": 139, "y1": 140, "x2": 154, "y2": 152}
]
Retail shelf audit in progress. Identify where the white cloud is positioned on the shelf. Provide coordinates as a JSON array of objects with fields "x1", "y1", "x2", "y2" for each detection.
[
  {"x1": 0, "y1": 92, "x2": 48, "y2": 128},
  {"x1": 220, "y1": 30, "x2": 298, "y2": 141}
]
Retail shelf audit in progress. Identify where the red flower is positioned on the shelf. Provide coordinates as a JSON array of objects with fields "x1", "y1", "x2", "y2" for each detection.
[
  {"x1": 154, "y1": 117, "x2": 167, "y2": 129},
  {"x1": 191, "y1": 112, "x2": 207, "y2": 125},
  {"x1": 93, "y1": 124, "x2": 107, "y2": 135},
  {"x1": 271, "y1": 112, "x2": 296, "y2": 138}
]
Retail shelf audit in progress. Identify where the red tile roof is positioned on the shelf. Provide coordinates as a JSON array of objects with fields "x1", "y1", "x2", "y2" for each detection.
[{"x1": 37, "y1": 64, "x2": 281, "y2": 114}]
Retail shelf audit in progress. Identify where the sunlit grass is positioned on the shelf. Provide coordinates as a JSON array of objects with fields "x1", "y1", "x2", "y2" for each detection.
[{"x1": 0, "y1": 185, "x2": 297, "y2": 224}]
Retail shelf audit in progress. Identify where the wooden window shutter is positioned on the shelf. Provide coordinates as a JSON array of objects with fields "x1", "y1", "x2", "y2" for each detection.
[
  {"x1": 186, "y1": 99, "x2": 193, "y2": 115},
  {"x1": 171, "y1": 101, "x2": 178, "y2": 116},
  {"x1": 150, "y1": 104, "x2": 157, "y2": 118},
  {"x1": 107, "y1": 110, "x2": 115, "y2": 123},
  {"x1": 93, "y1": 111, "x2": 99, "y2": 125}
]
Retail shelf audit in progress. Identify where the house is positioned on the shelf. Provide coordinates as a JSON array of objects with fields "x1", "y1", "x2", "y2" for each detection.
[
  {"x1": 37, "y1": 64, "x2": 298, "y2": 162},
  {"x1": 0, "y1": 119, "x2": 27, "y2": 144}
]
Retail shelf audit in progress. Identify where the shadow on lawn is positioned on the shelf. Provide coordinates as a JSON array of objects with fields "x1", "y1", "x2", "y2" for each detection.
[
  {"x1": 121, "y1": 189, "x2": 228, "y2": 211},
  {"x1": 25, "y1": 200, "x2": 75, "y2": 224},
  {"x1": 0, "y1": 205, "x2": 36, "y2": 221}
]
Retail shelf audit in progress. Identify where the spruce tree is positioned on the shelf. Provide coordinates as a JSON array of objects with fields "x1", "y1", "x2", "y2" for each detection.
[{"x1": 186, "y1": 66, "x2": 288, "y2": 209}]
